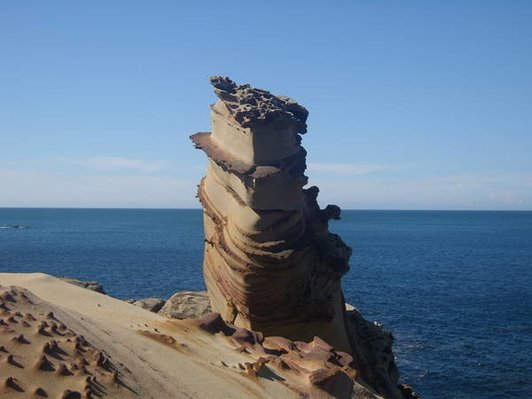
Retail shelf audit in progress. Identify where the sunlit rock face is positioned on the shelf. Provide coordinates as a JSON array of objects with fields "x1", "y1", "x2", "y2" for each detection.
[
  {"x1": 190, "y1": 77, "x2": 414, "y2": 399},
  {"x1": 191, "y1": 76, "x2": 353, "y2": 353}
]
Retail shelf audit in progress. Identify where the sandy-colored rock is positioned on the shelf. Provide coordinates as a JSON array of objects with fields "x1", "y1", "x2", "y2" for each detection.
[
  {"x1": 0, "y1": 273, "x2": 388, "y2": 398},
  {"x1": 0, "y1": 284, "x2": 136, "y2": 399},
  {"x1": 184, "y1": 312, "x2": 382, "y2": 399},
  {"x1": 191, "y1": 77, "x2": 351, "y2": 349},
  {"x1": 158, "y1": 291, "x2": 211, "y2": 319}
]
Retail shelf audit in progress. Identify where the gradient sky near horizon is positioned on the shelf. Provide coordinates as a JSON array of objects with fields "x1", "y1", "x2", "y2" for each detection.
[{"x1": 1, "y1": 1, "x2": 531, "y2": 209}]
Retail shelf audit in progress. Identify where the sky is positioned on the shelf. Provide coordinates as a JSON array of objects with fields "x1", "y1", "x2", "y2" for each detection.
[{"x1": 1, "y1": 1, "x2": 531, "y2": 210}]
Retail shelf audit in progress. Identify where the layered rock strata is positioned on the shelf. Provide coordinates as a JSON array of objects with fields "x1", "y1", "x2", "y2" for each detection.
[
  {"x1": 191, "y1": 77, "x2": 413, "y2": 399},
  {"x1": 191, "y1": 77, "x2": 352, "y2": 351}
]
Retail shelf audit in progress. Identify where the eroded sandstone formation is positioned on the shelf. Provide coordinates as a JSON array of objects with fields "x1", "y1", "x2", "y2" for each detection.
[
  {"x1": 185, "y1": 312, "x2": 381, "y2": 399},
  {"x1": 191, "y1": 77, "x2": 351, "y2": 347},
  {"x1": 191, "y1": 77, "x2": 414, "y2": 399}
]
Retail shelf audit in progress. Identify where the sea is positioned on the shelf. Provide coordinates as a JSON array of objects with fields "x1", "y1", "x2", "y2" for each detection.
[{"x1": 0, "y1": 208, "x2": 531, "y2": 399}]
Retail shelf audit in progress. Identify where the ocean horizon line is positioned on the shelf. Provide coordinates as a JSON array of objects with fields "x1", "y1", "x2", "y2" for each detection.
[{"x1": 1, "y1": 207, "x2": 531, "y2": 212}]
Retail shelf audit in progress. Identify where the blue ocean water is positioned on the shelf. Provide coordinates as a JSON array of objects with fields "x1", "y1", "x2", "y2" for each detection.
[{"x1": 0, "y1": 208, "x2": 531, "y2": 399}]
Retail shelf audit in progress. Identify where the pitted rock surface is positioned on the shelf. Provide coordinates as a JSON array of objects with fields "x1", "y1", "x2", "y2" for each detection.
[
  {"x1": 209, "y1": 76, "x2": 309, "y2": 133},
  {"x1": 0, "y1": 285, "x2": 136, "y2": 399}
]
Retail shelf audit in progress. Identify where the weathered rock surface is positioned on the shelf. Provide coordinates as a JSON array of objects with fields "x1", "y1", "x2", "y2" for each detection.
[
  {"x1": 1, "y1": 274, "x2": 396, "y2": 399},
  {"x1": 185, "y1": 312, "x2": 383, "y2": 399},
  {"x1": 132, "y1": 298, "x2": 165, "y2": 313},
  {"x1": 191, "y1": 77, "x2": 414, "y2": 399},
  {"x1": 0, "y1": 285, "x2": 137, "y2": 398},
  {"x1": 158, "y1": 291, "x2": 211, "y2": 319},
  {"x1": 191, "y1": 77, "x2": 351, "y2": 346},
  {"x1": 59, "y1": 276, "x2": 106, "y2": 294}
]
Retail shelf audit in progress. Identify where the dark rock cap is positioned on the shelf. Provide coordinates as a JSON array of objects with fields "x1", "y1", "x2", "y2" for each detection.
[{"x1": 209, "y1": 76, "x2": 309, "y2": 134}]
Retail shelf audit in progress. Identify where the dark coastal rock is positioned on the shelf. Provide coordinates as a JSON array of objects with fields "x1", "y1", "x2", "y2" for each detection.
[
  {"x1": 132, "y1": 298, "x2": 165, "y2": 313},
  {"x1": 345, "y1": 304, "x2": 411, "y2": 399},
  {"x1": 59, "y1": 277, "x2": 106, "y2": 294},
  {"x1": 158, "y1": 291, "x2": 211, "y2": 319}
]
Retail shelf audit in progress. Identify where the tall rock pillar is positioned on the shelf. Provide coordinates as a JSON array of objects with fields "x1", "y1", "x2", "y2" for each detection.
[{"x1": 191, "y1": 76, "x2": 353, "y2": 353}]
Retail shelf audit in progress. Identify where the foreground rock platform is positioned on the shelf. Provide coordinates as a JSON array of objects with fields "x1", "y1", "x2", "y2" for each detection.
[
  {"x1": 0, "y1": 273, "x2": 399, "y2": 399},
  {"x1": 0, "y1": 285, "x2": 135, "y2": 399}
]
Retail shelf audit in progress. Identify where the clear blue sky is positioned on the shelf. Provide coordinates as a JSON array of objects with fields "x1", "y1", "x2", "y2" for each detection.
[{"x1": 1, "y1": 1, "x2": 531, "y2": 209}]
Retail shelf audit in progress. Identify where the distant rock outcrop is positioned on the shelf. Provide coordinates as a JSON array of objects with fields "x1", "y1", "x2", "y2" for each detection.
[
  {"x1": 191, "y1": 77, "x2": 414, "y2": 399},
  {"x1": 59, "y1": 277, "x2": 106, "y2": 294},
  {"x1": 132, "y1": 298, "x2": 165, "y2": 313},
  {"x1": 158, "y1": 291, "x2": 211, "y2": 319}
]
